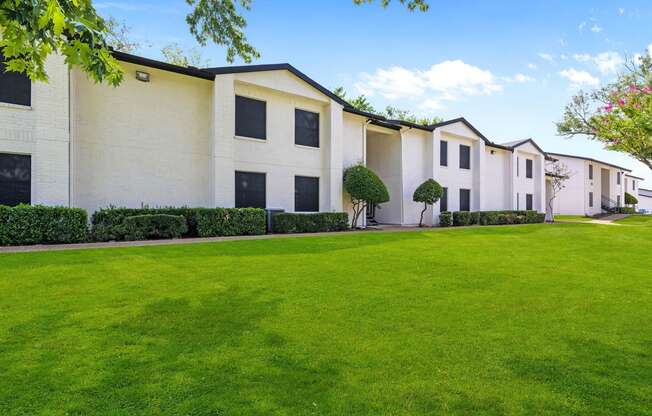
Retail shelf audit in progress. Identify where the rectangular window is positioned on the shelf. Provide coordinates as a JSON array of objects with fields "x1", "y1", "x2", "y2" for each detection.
[
  {"x1": 235, "y1": 95, "x2": 266, "y2": 140},
  {"x1": 526, "y1": 193, "x2": 533, "y2": 210},
  {"x1": 526, "y1": 159, "x2": 533, "y2": 179},
  {"x1": 235, "y1": 171, "x2": 266, "y2": 209},
  {"x1": 440, "y1": 187, "x2": 448, "y2": 211},
  {"x1": 440, "y1": 140, "x2": 448, "y2": 166},
  {"x1": 617, "y1": 172, "x2": 621, "y2": 185},
  {"x1": 459, "y1": 189, "x2": 471, "y2": 212},
  {"x1": 0, "y1": 153, "x2": 31, "y2": 206},
  {"x1": 459, "y1": 145, "x2": 470, "y2": 170},
  {"x1": 517, "y1": 193, "x2": 520, "y2": 210},
  {"x1": 588, "y1": 164, "x2": 593, "y2": 180},
  {"x1": 295, "y1": 176, "x2": 319, "y2": 212},
  {"x1": 617, "y1": 195, "x2": 621, "y2": 207},
  {"x1": 633, "y1": 180, "x2": 636, "y2": 190},
  {"x1": 589, "y1": 192, "x2": 593, "y2": 208},
  {"x1": 295, "y1": 109, "x2": 319, "y2": 148},
  {"x1": 0, "y1": 54, "x2": 31, "y2": 106}
]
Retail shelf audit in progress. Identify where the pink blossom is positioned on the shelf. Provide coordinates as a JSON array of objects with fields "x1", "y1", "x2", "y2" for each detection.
[
  {"x1": 643, "y1": 85, "x2": 652, "y2": 94},
  {"x1": 604, "y1": 102, "x2": 613, "y2": 112},
  {"x1": 618, "y1": 98, "x2": 626, "y2": 106},
  {"x1": 629, "y1": 84, "x2": 638, "y2": 93}
]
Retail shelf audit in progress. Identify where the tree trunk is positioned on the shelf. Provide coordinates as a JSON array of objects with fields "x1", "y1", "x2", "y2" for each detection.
[{"x1": 419, "y1": 203, "x2": 428, "y2": 227}]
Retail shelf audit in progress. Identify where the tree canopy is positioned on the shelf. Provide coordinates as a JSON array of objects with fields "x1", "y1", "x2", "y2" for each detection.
[
  {"x1": 412, "y1": 179, "x2": 443, "y2": 226},
  {"x1": 0, "y1": 0, "x2": 428, "y2": 86},
  {"x1": 343, "y1": 164, "x2": 389, "y2": 227},
  {"x1": 557, "y1": 53, "x2": 652, "y2": 171}
]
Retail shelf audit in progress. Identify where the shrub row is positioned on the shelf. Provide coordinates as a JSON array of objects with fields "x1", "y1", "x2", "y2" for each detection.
[
  {"x1": 272, "y1": 212, "x2": 349, "y2": 233},
  {"x1": 0, "y1": 205, "x2": 88, "y2": 246},
  {"x1": 91, "y1": 207, "x2": 267, "y2": 241},
  {"x1": 440, "y1": 210, "x2": 545, "y2": 227},
  {"x1": 122, "y1": 214, "x2": 188, "y2": 240}
]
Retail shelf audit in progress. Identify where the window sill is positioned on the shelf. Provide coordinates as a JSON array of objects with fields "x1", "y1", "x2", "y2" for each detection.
[
  {"x1": 294, "y1": 144, "x2": 320, "y2": 151},
  {"x1": 0, "y1": 102, "x2": 32, "y2": 111},
  {"x1": 234, "y1": 135, "x2": 267, "y2": 143}
]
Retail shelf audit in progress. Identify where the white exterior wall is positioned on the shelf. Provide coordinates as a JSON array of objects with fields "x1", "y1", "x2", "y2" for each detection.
[
  {"x1": 72, "y1": 62, "x2": 213, "y2": 213},
  {"x1": 638, "y1": 190, "x2": 652, "y2": 212},
  {"x1": 401, "y1": 128, "x2": 431, "y2": 225},
  {"x1": 513, "y1": 144, "x2": 544, "y2": 212},
  {"x1": 342, "y1": 113, "x2": 366, "y2": 226},
  {"x1": 366, "y1": 128, "x2": 402, "y2": 224},
  {"x1": 0, "y1": 54, "x2": 70, "y2": 206},
  {"x1": 483, "y1": 147, "x2": 511, "y2": 211}
]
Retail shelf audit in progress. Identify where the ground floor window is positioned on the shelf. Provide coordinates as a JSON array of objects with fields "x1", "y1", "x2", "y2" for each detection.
[
  {"x1": 295, "y1": 176, "x2": 319, "y2": 212},
  {"x1": 0, "y1": 153, "x2": 31, "y2": 206},
  {"x1": 589, "y1": 192, "x2": 593, "y2": 208},
  {"x1": 441, "y1": 187, "x2": 448, "y2": 211},
  {"x1": 235, "y1": 171, "x2": 266, "y2": 209},
  {"x1": 526, "y1": 193, "x2": 533, "y2": 210},
  {"x1": 459, "y1": 189, "x2": 471, "y2": 212}
]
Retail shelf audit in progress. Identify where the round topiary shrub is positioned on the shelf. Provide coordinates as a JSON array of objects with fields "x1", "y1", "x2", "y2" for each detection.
[
  {"x1": 343, "y1": 164, "x2": 390, "y2": 228},
  {"x1": 625, "y1": 192, "x2": 638, "y2": 206},
  {"x1": 412, "y1": 179, "x2": 443, "y2": 227}
]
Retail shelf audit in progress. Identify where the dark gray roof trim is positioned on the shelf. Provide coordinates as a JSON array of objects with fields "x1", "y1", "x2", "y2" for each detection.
[
  {"x1": 625, "y1": 174, "x2": 645, "y2": 180},
  {"x1": 501, "y1": 138, "x2": 547, "y2": 156},
  {"x1": 547, "y1": 152, "x2": 632, "y2": 172},
  {"x1": 113, "y1": 51, "x2": 215, "y2": 80}
]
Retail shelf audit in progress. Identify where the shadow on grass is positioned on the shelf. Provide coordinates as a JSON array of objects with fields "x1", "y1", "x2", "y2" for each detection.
[{"x1": 505, "y1": 338, "x2": 652, "y2": 415}]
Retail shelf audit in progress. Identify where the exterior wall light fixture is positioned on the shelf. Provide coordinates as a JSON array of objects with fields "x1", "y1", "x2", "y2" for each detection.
[{"x1": 135, "y1": 71, "x2": 150, "y2": 82}]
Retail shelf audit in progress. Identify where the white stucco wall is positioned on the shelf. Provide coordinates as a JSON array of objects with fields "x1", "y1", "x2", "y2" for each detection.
[
  {"x1": 401, "y1": 128, "x2": 431, "y2": 225},
  {"x1": 72, "y1": 62, "x2": 213, "y2": 213},
  {"x1": 483, "y1": 147, "x2": 511, "y2": 211},
  {"x1": 513, "y1": 146, "x2": 541, "y2": 211},
  {"x1": 0, "y1": 54, "x2": 70, "y2": 206},
  {"x1": 367, "y1": 128, "x2": 402, "y2": 224},
  {"x1": 342, "y1": 113, "x2": 366, "y2": 225},
  {"x1": 638, "y1": 190, "x2": 652, "y2": 212}
]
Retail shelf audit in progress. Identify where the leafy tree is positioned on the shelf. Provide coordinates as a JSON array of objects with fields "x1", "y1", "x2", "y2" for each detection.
[
  {"x1": 333, "y1": 87, "x2": 376, "y2": 113},
  {"x1": 383, "y1": 105, "x2": 443, "y2": 126},
  {"x1": 0, "y1": 0, "x2": 428, "y2": 85},
  {"x1": 412, "y1": 179, "x2": 443, "y2": 227},
  {"x1": 161, "y1": 43, "x2": 211, "y2": 68},
  {"x1": 105, "y1": 17, "x2": 140, "y2": 53},
  {"x1": 557, "y1": 52, "x2": 652, "y2": 171},
  {"x1": 545, "y1": 162, "x2": 572, "y2": 222},
  {"x1": 625, "y1": 192, "x2": 638, "y2": 206},
  {"x1": 343, "y1": 164, "x2": 389, "y2": 228}
]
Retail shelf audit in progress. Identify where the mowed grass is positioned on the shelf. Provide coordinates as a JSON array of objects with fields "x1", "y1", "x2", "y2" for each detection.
[
  {"x1": 1, "y1": 220, "x2": 652, "y2": 415},
  {"x1": 554, "y1": 215, "x2": 594, "y2": 222}
]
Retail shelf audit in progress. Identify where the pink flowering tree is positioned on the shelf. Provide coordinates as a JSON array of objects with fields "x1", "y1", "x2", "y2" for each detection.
[{"x1": 557, "y1": 53, "x2": 652, "y2": 170}]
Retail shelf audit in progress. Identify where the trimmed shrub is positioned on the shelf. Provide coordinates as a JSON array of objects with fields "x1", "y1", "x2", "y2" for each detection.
[
  {"x1": 413, "y1": 179, "x2": 443, "y2": 227},
  {"x1": 344, "y1": 164, "x2": 390, "y2": 227},
  {"x1": 453, "y1": 211, "x2": 472, "y2": 226},
  {"x1": 446, "y1": 210, "x2": 545, "y2": 228},
  {"x1": 615, "y1": 206, "x2": 636, "y2": 214},
  {"x1": 625, "y1": 192, "x2": 638, "y2": 205},
  {"x1": 0, "y1": 205, "x2": 88, "y2": 246},
  {"x1": 526, "y1": 210, "x2": 545, "y2": 224},
  {"x1": 272, "y1": 212, "x2": 349, "y2": 234},
  {"x1": 91, "y1": 207, "x2": 200, "y2": 241},
  {"x1": 196, "y1": 208, "x2": 266, "y2": 237},
  {"x1": 122, "y1": 214, "x2": 187, "y2": 240},
  {"x1": 439, "y1": 211, "x2": 452, "y2": 227}
]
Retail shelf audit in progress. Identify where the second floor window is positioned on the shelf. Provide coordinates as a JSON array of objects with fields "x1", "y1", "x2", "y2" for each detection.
[
  {"x1": 295, "y1": 109, "x2": 319, "y2": 148},
  {"x1": 235, "y1": 96, "x2": 266, "y2": 140},
  {"x1": 526, "y1": 159, "x2": 533, "y2": 178},
  {"x1": 0, "y1": 54, "x2": 31, "y2": 106},
  {"x1": 617, "y1": 172, "x2": 621, "y2": 185},
  {"x1": 459, "y1": 145, "x2": 470, "y2": 170},
  {"x1": 440, "y1": 140, "x2": 448, "y2": 166},
  {"x1": 588, "y1": 164, "x2": 593, "y2": 180}
]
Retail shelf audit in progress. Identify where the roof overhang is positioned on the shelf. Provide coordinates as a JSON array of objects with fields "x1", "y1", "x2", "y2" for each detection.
[{"x1": 547, "y1": 152, "x2": 632, "y2": 172}]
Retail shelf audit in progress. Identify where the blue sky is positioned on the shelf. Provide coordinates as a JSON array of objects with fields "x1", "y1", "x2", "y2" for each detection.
[{"x1": 97, "y1": 0, "x2": 652, "y2": 183}]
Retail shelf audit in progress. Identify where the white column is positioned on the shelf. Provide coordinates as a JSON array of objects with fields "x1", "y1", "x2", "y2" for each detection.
[
  {"x1": 510, "y1": 150, "x2": 518, "y2": 210},
  {"x1": 474, "y1": 140, "x2": 485, "y2": 211},
  {"x1": 328, "y1": 100, "x2": 344, "y2": 212},
  {"x1": 431, "y1": 130, "x2": 441, "y2": 225},
  {"x1": 538, "y1": 154, "x2": 546, "y2": 212},
  {"x1": 213, "y1": 74, "x2": 236, "y2": 208}
]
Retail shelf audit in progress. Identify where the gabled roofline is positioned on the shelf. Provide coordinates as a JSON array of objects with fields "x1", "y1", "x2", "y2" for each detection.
[
  {"x1": 205, "y1": 63, "x2": 351, "y2": 107},
  {"x1": 547, "y1": 152, "x2": 632, "y2": 172},
  {"x1": 503, "y1": 138, "x2": 548, "y2": 156},
  {"x1": 625, "y1": 174, "x2": 645, "y2": 181},
  {"x1": 112, "y1": 51, "x2": 215, "y2": 80}
]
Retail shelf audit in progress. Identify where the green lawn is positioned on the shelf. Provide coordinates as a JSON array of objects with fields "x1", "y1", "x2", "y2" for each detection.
[
  {"x1": 1, "y1": 220, "x2": 652, "y2": 415},
  {"x1": 553, "y1": 215, "x2": 594, "y2": 222}
]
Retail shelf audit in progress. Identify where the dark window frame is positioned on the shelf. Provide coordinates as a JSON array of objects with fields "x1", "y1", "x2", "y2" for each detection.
[
  {"x1": 526, "y1": 193, "x2": 533, "y2": 210},
  {"x1": 516, "y1": 157, "x2": 519, "y2": 177},
  {"x1": 0, "y1": 54, "x2": 31, "y2": 107},
  {"x1": 440, "y1": 187, "x2": 448, "y2": 211},
  {"x1": 0, "y1": 153, "x2": 31, "y2": 206},
  {"x1": 235, "y1": 95, "x2": 267, "y2": 140},
  {"x1": 589, "y1": 192, "x2": 593, "y2": 208},
  {"x1": 526, "y1": 159, "x2": 533, "y2": 179},
  {"x1": 459, "y1": 145, "x2": 471, "y2": 170},
  {"x1": 294, "y1": 108, "x2": 320, "y2": 148},
  {"x1": 294, "y1": 175, "x2": 319, "y2": 212},
  {"x1": 617, "y1": 172, "x2": 621, "y2": 185},
  {"x1": 588, "y1": 164, "x2": 593, "y2": 180},
  {"x1": 459, "y1": 188, "x2": 471, "y2": 212},
  {"x1": 234, "y1": 171, "x2": 266, "y2": 209},
  {"x1": 440, "y1": 140, "x2": 448, "y2": 167}
]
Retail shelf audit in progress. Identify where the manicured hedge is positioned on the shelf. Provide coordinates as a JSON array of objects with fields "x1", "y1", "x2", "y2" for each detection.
[
  {"x1": 272, "y1": 212, "x2": 349, "y2": 233},
  {"x1": 439, "y1": 211, "x2": 452, "y2": 227},
  {"x1": 0, "y1": 205, "x2": 88, "y2": 246},
  {"x1": 122, "y1": 214, "x2": 188, "y2": 240},
  {"x1": 196, "y1": 208, "x2": 266, "y2": 237},
  {"x1": 441, "y1": 210, "x2": 545, "y2": 227},
  {"x1": 91, "y1": 207, "x2": 201, "y2": 241}
]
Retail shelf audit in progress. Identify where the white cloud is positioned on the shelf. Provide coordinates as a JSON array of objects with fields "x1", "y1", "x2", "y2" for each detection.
[
  {"x1": 419, "y1": 99, "x2": 444, "y2": 111},
  {"x1": 355, "y1": 60, "x2": 502, "y2": 106},
  {"x1": 573, "y1": 53, "x2": 591, "y2": 62},
  {"x1": 527, "y1": 63, "x2": 537, "y2": 70},
  {"x1": 560, "y1": 54, "x2": 569, "y2": 60},
  {"x1": 618, "y1": 8, "x2": 625, "y2": 15},
  {"x1": 578, "y1": 21, "x2": 587, "y2": 33},
  {"x1": 559, "y1": 68, "x2": 600, "y2": 88},
  {"x1": 538, "y1": 52, "x2": 554, "y2": 62},
  {"x1": 512, "y1": 73, "x2": 535, "y2": 83},
  {"x1": 593, "y1": 52, "x2": 623, "y2": 74},
  {"x1": 590, "y1": 24, "x2": 603, "y2": 33}
]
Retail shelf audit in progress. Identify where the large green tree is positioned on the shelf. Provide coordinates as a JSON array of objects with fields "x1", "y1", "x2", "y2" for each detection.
[
  {"x1": 0, "y1": 0, "x2": 428, "y2": 86},
  {"x1": 557, "y1": 53, "x2": 652, "y2": 170}
]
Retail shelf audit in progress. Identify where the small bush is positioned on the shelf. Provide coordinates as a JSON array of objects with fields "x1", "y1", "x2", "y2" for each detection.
[
  {"x1": 625, "y1": 192, "x2": 638, "y2": 205},
  {"x1": 615, "y1": 206, "x2": 636, "y2": 214},
  {"x1": 196, "y1": 208, "x2": 266, "y2": 237},
  {"x1": 344, "y1": 164, "x2": 390, "y2": 227},
  {"x1": 91, "y1": 207, "x2": 200, "y2": 241},
  {"x1": 0, "y1": 205, "x2": 88, "y2": 246},
  {"x1": 272, "y1": 212, "x2": 349, "y2": 233},
  {"x1": 439, "y1": 211, "x2": 452, "y2": 227},
  {"x1": 526, "y1": 210, "x2": 545, "y2": 224},
  {"x1": 453, "y1": 211, "x2": 472, "y2": 226},
  {"x1": 122, "y1": 214, "x2": 187, "y2": 240}
]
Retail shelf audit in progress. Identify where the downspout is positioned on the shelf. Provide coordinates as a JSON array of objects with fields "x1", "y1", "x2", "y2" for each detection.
[{"x1": 67, "y1": 68, "x2": 72, "y2": 208}]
